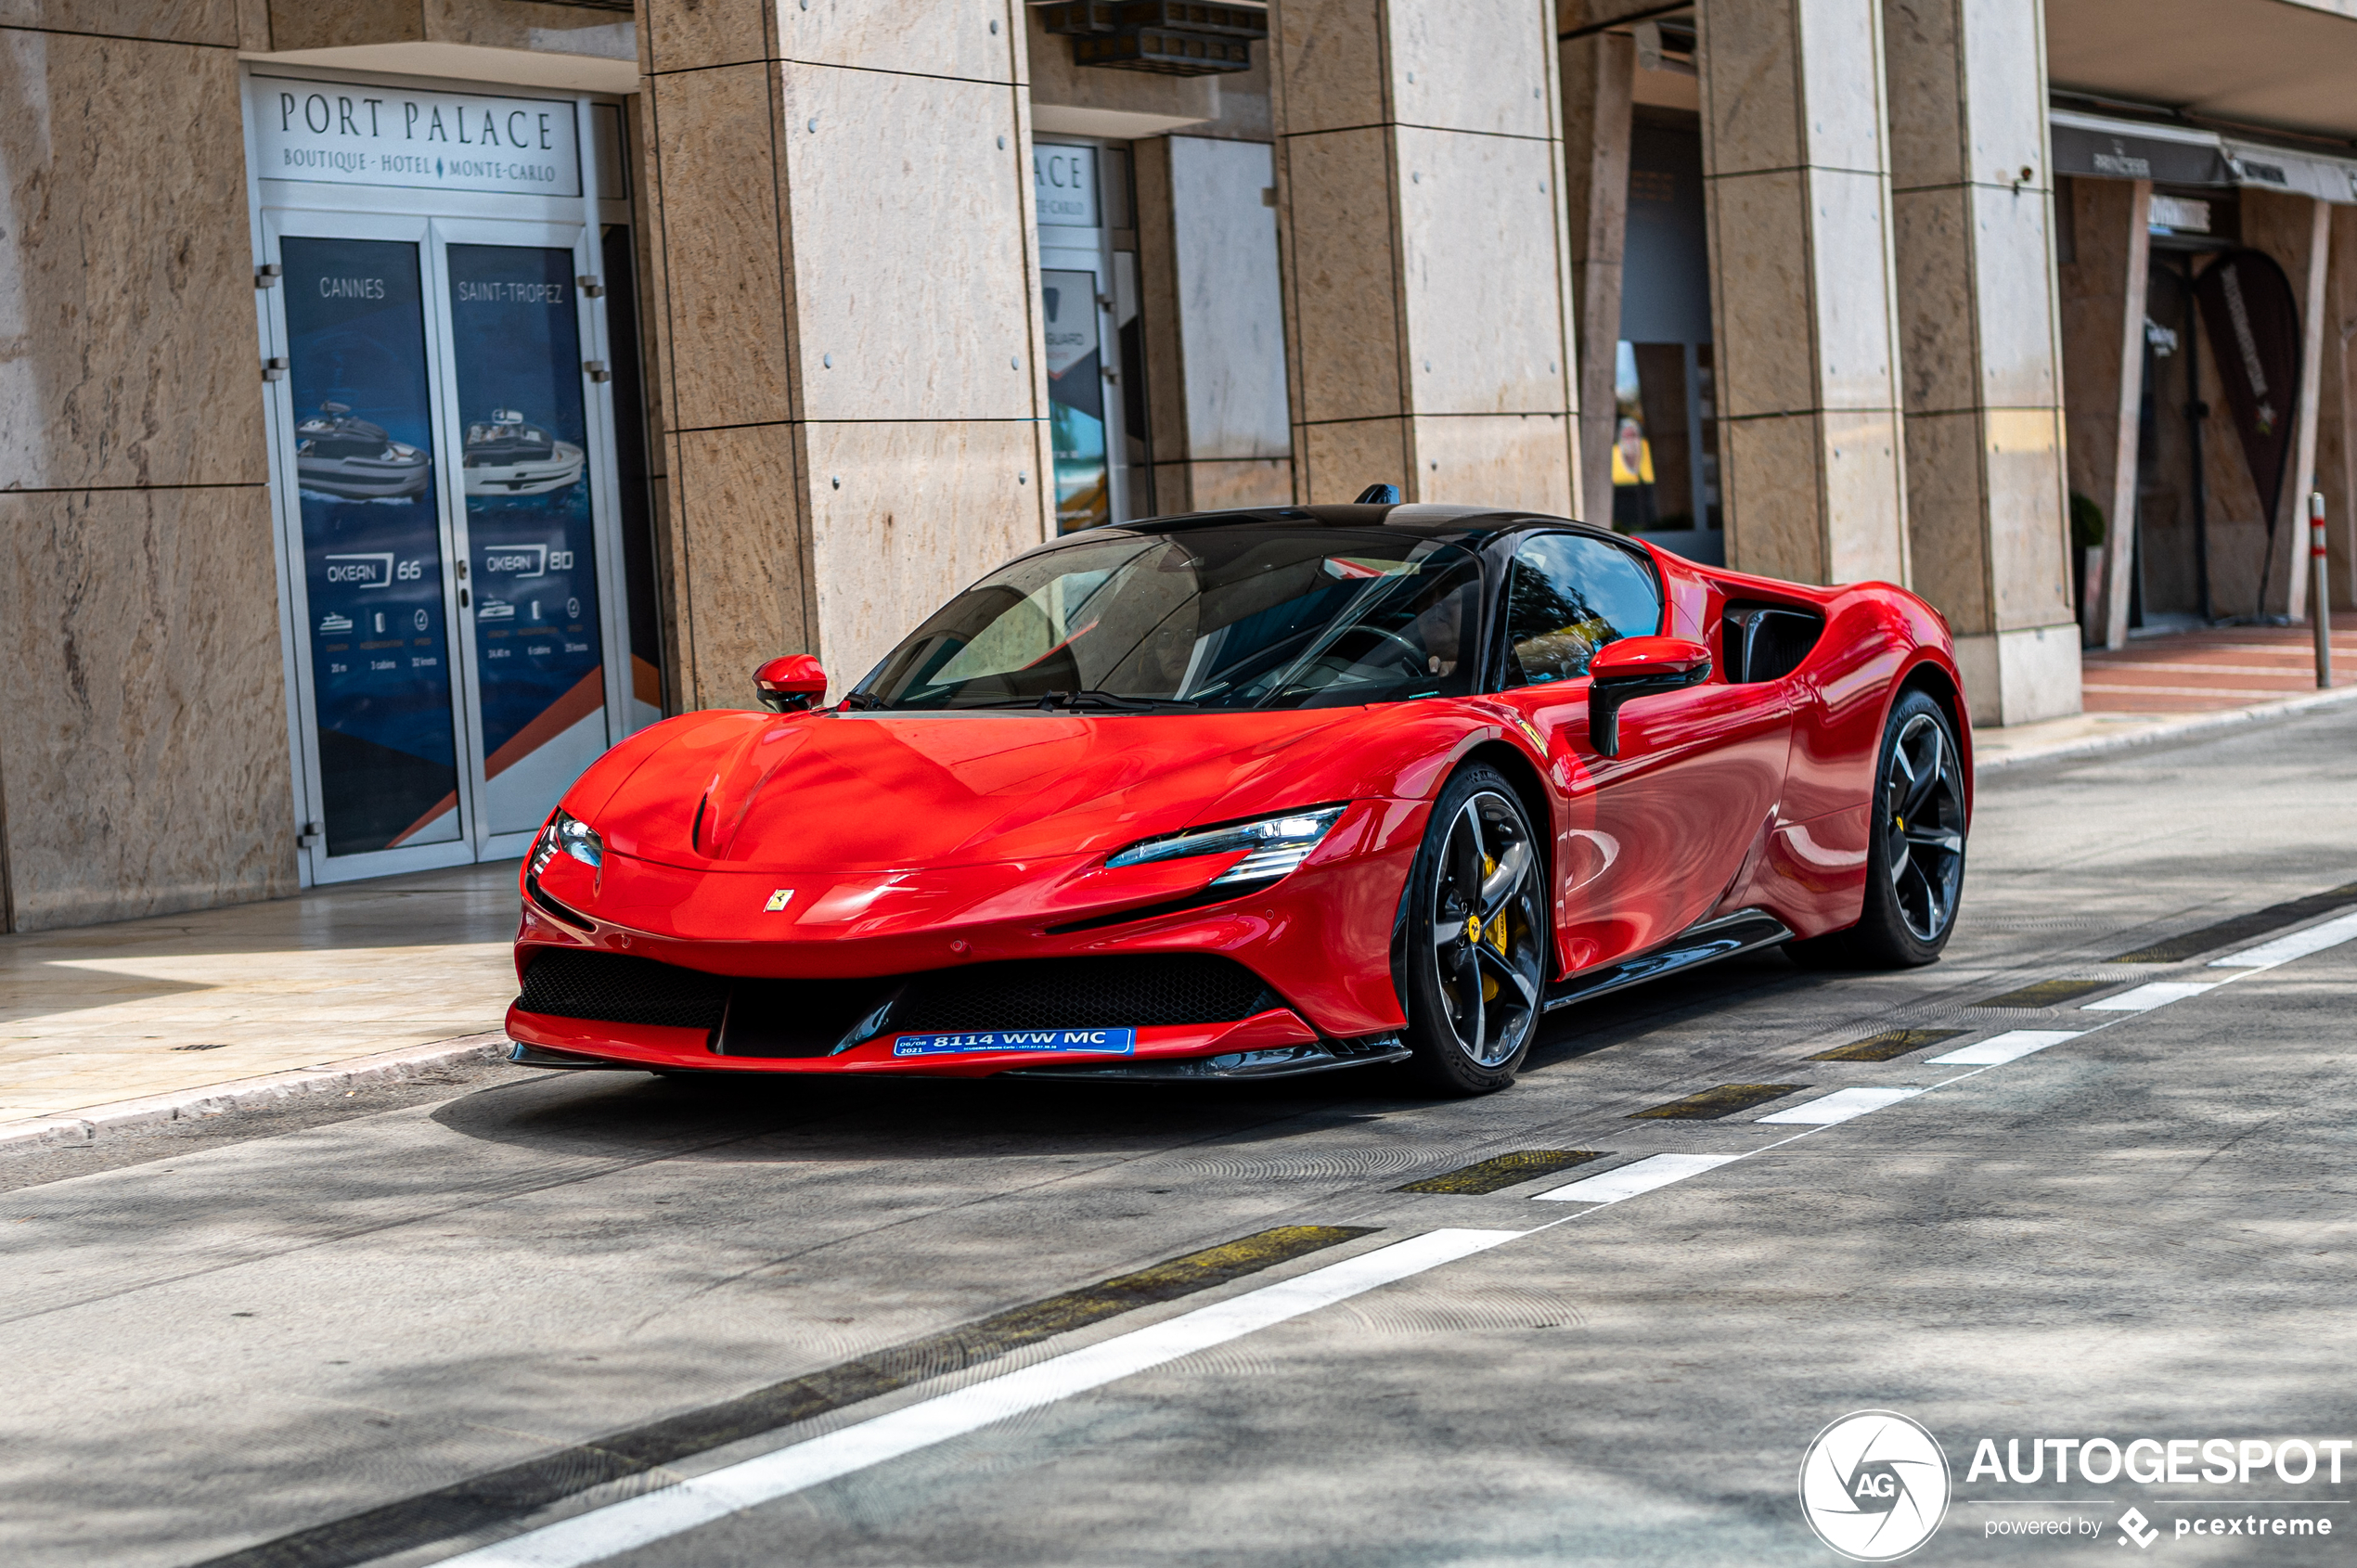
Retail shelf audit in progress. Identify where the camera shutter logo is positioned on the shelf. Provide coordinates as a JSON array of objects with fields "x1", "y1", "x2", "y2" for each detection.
[{"x1": 1798, "y1": 1410, "x2": 1951, "y2": 1561}]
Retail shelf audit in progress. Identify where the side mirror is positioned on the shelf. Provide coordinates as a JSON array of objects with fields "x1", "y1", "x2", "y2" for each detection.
[
  {"x1": 1587, "y1": 636, "x2": 1710, "y2": 758},
  {"x1": 753, "y1": 654, "x2": 828, "y2": 713}
]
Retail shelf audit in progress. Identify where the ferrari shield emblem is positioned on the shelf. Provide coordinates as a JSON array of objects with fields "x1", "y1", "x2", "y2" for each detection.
[{"x1": 764, "y1": 890, "x2": 792, "y2": 912}]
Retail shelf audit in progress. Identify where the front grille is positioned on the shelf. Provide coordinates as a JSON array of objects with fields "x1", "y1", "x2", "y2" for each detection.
[
  {"x1": 890, "y1": 955, "x2": 1278, "y2": 1032},
  {"x1": 515, "y1": 949, "x2": 1284, "y2": 1047},
  {"x1": 519, "y1": 949, "x2": 730, "y2": 1031}
]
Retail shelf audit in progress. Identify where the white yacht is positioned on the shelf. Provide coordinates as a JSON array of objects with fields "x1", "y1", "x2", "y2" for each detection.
[
  {"x1": 294, "y1": 404, "x2": 431, "y2": 500},
  {"x1": 464, "y1": 409, "x2": 586, "y2": 497}
]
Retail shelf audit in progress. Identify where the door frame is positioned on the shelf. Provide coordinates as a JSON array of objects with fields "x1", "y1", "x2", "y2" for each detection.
[
  {"x1": 259, "y1": 208, "x2": 483, "y2": 884},
  {"x1": 243, "y1": 68, "x2": 636, "y2": 886}
]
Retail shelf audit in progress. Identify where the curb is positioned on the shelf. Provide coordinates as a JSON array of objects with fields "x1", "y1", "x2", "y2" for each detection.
[
  {"x1": 0, "y1": 1033, "x2": 512, "y2": 1155},
  {"x1": 1976, "y1": 682, "x2": 2357, "y2": 775}
]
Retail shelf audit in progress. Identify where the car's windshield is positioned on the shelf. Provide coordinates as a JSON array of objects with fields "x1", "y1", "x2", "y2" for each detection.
[{"x1": 857, "y1": 528, "x2": 1487, "y2": 712}]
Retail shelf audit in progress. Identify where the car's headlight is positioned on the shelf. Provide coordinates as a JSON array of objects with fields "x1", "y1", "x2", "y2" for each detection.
[
  {"x1": 533, "y1": 809, "x2": 603, "y2": 873},
  {"x1": 1106, "y1": 805, "x2": 1347, "y2": 886}
]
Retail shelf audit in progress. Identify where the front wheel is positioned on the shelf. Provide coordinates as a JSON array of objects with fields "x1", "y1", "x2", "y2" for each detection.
[
  {"x1": 1397, "y1": 766, "x2": 1551, "y2": 1095},
  {"x1": 1787, "y1": 688, "x2": 1967, "y2": 970}
]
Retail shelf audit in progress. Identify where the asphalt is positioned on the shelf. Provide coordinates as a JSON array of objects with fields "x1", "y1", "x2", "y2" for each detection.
[{"x1": 4, "y1": 703, "x2": 2356, "y2": 1567}]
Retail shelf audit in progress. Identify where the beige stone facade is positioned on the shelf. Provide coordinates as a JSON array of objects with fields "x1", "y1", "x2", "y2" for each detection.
[{"x1": 6, "y1": 0, "x2": 2357, "y2": 930}]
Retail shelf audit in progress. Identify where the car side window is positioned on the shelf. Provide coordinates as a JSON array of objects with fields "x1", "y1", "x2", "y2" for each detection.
[{"x1": 1500, "y1": 533, "x2": 1662, "y2": 686}]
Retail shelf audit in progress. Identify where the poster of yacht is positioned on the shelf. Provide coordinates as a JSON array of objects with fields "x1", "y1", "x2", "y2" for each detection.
[
  {"x1": 447, "y1": 243, "x2": 610, "y2": 835},
  {"x1": 281, "y1": 236, "x2": 465, "y2": 856}
]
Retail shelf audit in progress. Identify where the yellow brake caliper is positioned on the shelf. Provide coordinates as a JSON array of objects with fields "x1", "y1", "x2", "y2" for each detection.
[{"x1": 1478, "y1": 854, "x2": 1502, "y2": 1001}]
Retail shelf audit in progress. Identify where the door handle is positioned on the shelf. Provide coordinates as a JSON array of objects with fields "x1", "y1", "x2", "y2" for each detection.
[{"x1": 459, "y1": 587, "x2": 470, "y2": 609}]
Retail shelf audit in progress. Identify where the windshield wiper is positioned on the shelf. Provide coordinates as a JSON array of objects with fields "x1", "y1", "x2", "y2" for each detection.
[{"x1": 1039, "y1": 689, "x2": 1199, "y2": 712}]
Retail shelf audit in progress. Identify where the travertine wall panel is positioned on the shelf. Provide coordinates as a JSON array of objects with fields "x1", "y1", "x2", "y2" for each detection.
[
  {"x1": 781, "y1": 64, "x2": 1035, "y2": 424},
  {"x1": 1881, "y1": 0, "x2": 2075, "y2": 724},
  {"x1": 1707, "y1": 173, "x2": 1814, "y2": 417},
  {"x1": 1396, "y1": 127, "x2": 1570, "y2": 416},
  {"x1": 1280, "y1": 127, "x2": 1403, "y2": 426},
  {"x1": 779, "y1": 0, "x2": 1013, "y2": 82},
  {"x1": 649, "y1": 61, "x2": 793, "y2": 432},
  {"x1": 1180, "y1": 458, "x2": 1294, "y2": 511},
  {"x1": 0, "y1": 0, "x2": 232, "y2": 43},
  {"x1": 1387, "y1": 0, "x2": 1553, "y2": 138},
  {"x1": 0, "y1": 487, "x2": 294, "y2": 931},
  {"x1": 669, "y1": 424, "x2": 811, "y2": 708},
  {"x1": 1701, "y1": 0, "x2": 1910, "y2": 589},
  {"x1": 1271, "y1": 0, "x2": 1385, "y2": 135},
  {"x1": 1719, "y1": 416, "x2": 1822, "y2": 584},
  {"x1": 0, "y1": 32, "x2": 264, "y2": 490},
  {"x1": 0, "y1": 24, "x2": 292, "y2": 930},
  {"x1": 1273, "y1": 0, "x2": 1577, "y2": 511},
  {"x1": 643, "y1": 0, "x2": 767, "y2": 72},
  {"x1": 1302, "y1": 418, "x2": 1411, "y2": 499},
  {"x1": 640, "y1": 0, "x2": 1048, "y2": 706},
  {"x1": 803, "y1": 420, "x2": 1044, "y2": 688},
  {"x1": 1414, "y1": 414, "x2": 1578, "y2": 512},
  {"x1": 1810, "y1": 169, "x2": 1901, "y2": 406}
]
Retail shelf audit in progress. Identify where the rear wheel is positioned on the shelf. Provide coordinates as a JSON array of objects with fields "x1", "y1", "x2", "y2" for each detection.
[
  {"x1": 1787, "y1": 688, "x2": 1966, "y2": 970},
  {"x1": 1398, "y1": 766, "x2": 1550, "y2": 1095}
]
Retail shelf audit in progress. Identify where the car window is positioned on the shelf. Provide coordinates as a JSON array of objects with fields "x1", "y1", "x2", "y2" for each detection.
[
  {"x1": 859, "y1": 529, "x2": 1488, "y2": 711},
  {"x1": 1500, "y1": 533, "x2": 1661, "y2": 686}
]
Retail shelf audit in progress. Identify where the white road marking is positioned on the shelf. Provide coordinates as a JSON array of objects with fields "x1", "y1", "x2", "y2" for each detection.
[
  {"x1": 2210, "y1": 909, "x2": 2357, "y2": 969},
  {"x1": 1756, "y1": 1086, "x2": 1926, "y2": 1125},
  {"x1": 400, "y1": 904, "x2": 2357, "y2": 1567},
  {"x1": 1926, "y1": 1029, "x2": 2081, "y2": 1066},
  {"x1": 436, "y1": 1227, "x2": 1522, "y2": 1568},
  {"x1": 2082, "y1": 981, "x2": 2220, "y2": 1011},
  {"x1": 1530, "y1": 1151, "x2": 1743, "y2": 1204}
]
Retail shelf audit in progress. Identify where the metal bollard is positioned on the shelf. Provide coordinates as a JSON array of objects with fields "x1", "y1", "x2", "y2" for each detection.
[{"x1": 2313, "y1": 491, "x2": 2334, "y2": 689}]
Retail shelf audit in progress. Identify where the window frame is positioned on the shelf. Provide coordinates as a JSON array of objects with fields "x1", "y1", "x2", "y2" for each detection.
[{"x1": 1480, "y1": 525, "x2": 1668, "y2": 694}]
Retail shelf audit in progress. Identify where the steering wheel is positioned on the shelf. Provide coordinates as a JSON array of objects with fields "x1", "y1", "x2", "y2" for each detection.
[{"x1": 1326, "y1": 623, "x2": 1432, "y2": 675}]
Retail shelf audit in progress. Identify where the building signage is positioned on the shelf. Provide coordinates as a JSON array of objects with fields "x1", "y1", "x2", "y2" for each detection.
[
  {"x1": 255, "y1": 79, "x2": 582, "y2": 198},
  {"x1": 1034, "y1": 144, "x2": 1101, "y2": 227}
]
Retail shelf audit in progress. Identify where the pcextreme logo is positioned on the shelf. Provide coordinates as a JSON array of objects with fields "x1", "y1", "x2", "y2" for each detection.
[{"x1": 1799, "y1": 1410, "x2": 1953, "y2": 1561}]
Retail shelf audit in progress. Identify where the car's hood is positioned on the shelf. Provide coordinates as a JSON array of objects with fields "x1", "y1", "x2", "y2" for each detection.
[{"x1": 583, "y1": 707, "x2": 1376, "y2": 873}]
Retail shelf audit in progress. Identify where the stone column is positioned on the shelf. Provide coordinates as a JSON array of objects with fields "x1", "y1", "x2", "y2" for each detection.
[
  {"x1": 2320, "y1": 207, "x2": 2357, "y2": 612},
  {"x1": 1696, "y1": 0, "x2": 1912, "y2": 590},
  {"x1": 638, "y1": 0, "x2": 1052, "y2": 706},
  {"x1": 1269, "y1": 0, "x2": 1581, "y2": 513},
  {"x1": 1560, "y1": 6, "x2": 1635, "y2": 522},
  {"x1": 2057, "y1": 177, "x2": 2151, "y2": 651},
  {"x1": 1882, "y1": 0, "x2": 2080, "y2": 726},
  {"x1": 2240, "y1": 190, "x2": 2331, "y2": 623},
  {"x1": 0, "y1": 15, "x2": 297, "y2": 930}
]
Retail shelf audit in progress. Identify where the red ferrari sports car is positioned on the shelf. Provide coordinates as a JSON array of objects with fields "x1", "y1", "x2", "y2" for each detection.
[{"x1": 507, "y1": 498, "x2": 1969, "y2": 1095}]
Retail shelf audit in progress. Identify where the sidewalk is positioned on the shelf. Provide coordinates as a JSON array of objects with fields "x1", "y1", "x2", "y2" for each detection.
[
  {"x1": 1976, "y1": 623, "x2": 2357, "y2": 769},
  {"x1": 0, "y1": 861, "x2": 522, "y2": 1146}
]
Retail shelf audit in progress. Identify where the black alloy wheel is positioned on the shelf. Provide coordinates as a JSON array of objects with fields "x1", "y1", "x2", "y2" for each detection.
[
  {"x1": 1399, "y1": 765, "x2": 1550, "y2": 1094},
  {"x1": 1788, "y1": 688, "x2": 1967, "y2": 970}
]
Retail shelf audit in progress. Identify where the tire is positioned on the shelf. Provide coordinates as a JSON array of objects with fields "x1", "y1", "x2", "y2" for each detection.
[
  {"x1": 1786, "y1": 688, "x2": 1967, "y2": 970},
  {"x1": 1397, "y1": 765, "x2": 1551, "y2": 1095}
]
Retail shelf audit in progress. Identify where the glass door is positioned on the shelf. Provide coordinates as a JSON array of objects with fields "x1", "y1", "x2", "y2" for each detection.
[
  {"x1": 264, "y1": 210, "x2": 629, "y2": 881},
  {"x1": 436, "y1": 223, "x2": 623, "y2": 853},
  {"x1": 272, "y1": 216, "x2": 473, "y2": 871}
]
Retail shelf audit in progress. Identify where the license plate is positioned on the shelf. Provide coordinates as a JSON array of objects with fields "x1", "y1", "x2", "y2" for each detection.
[{"x1": 891, "y1": 1027, "x2": 1137, "y2": 1058}]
